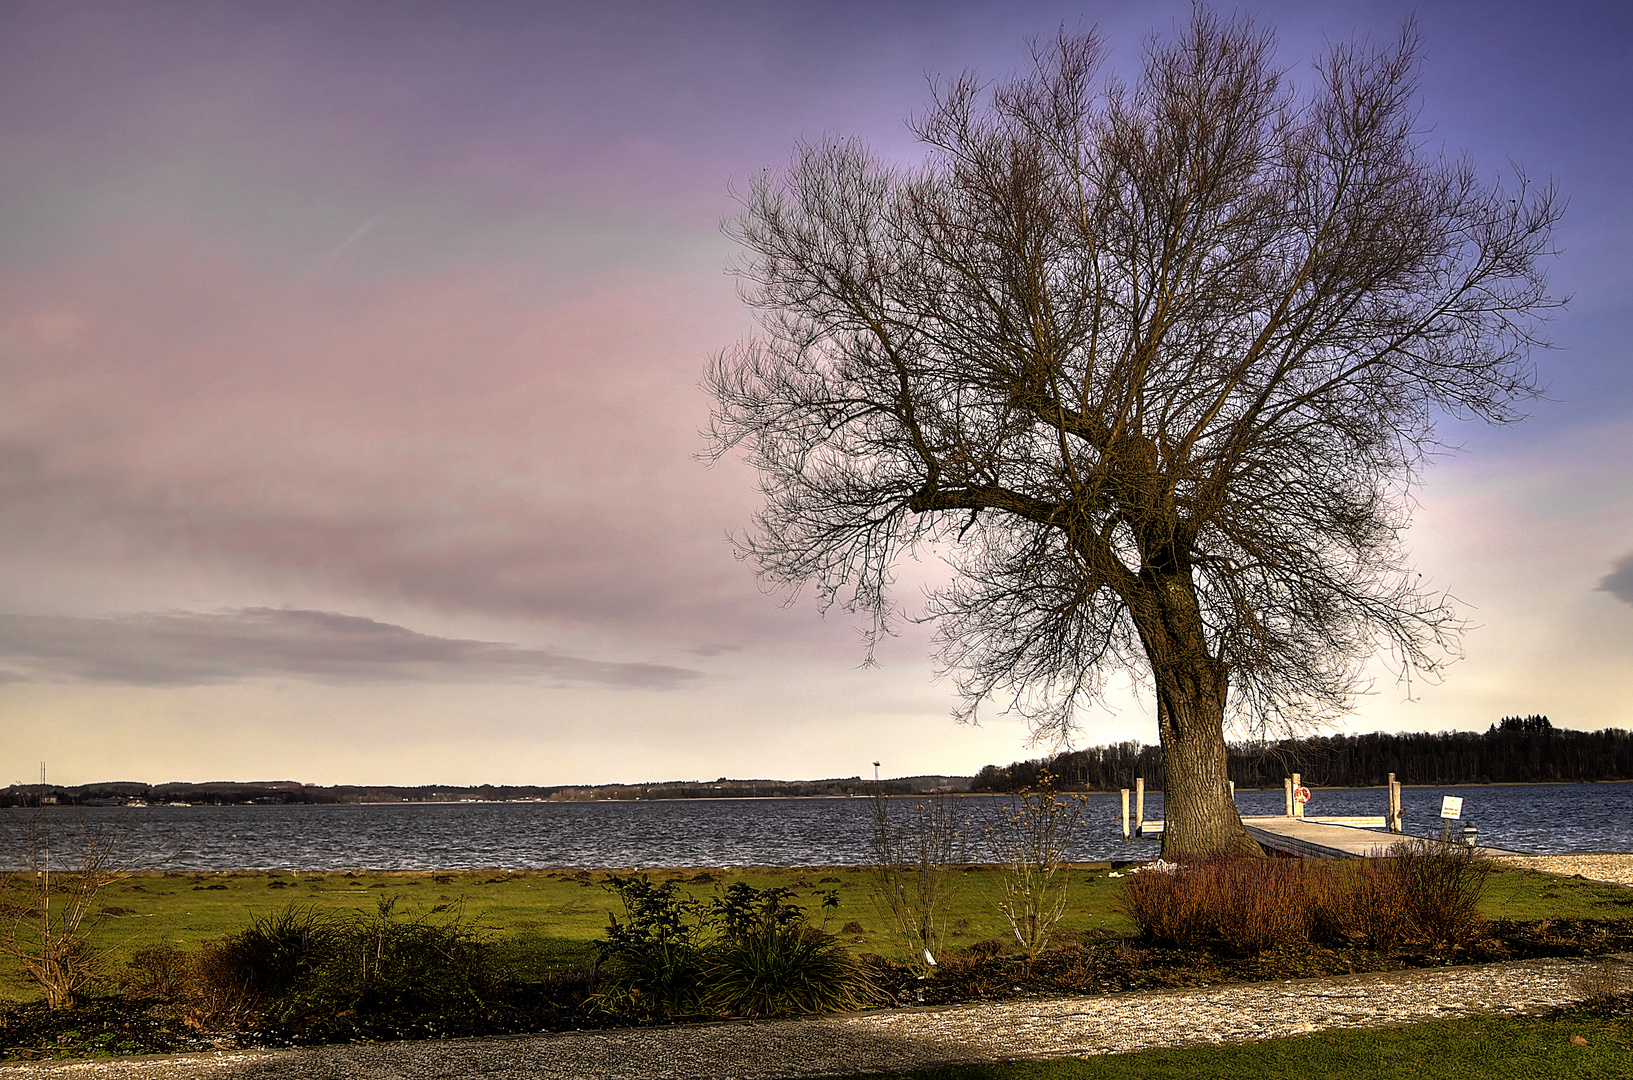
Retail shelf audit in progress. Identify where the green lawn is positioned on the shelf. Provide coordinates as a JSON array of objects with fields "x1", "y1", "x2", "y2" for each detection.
[
  {"x1": 839, "y1": 1011, "x2": 1633, "y2": 1079},
  {"x1": 2, "y1": 860, "x2": 1628, "y2": 1001}
]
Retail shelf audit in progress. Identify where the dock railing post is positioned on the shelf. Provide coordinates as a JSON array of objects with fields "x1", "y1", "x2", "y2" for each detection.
[
  {"x1": 1228, "y1": 780, "x2": 1235, "y2": 801},
  {"x1": 1134, "y1": 777, "x2": 1145, "y2": 836},
  {"x1": 1387, "y1": 775, "x2": 1402, "y2": 833},
  {"x1": 1120, "y1": 788, "x2": 1130, "y2": 841},
  {"x1": 1292, "y1": 772, "x2": 1304, "y2": 819},
  {"x1": 1284, "y1": 777, "x2": 1293, "y2": 817}
]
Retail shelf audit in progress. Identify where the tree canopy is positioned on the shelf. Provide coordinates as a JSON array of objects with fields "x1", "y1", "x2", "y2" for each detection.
[{"x1": 705, "y1": 12, "x2": 1560, "y2": 855}]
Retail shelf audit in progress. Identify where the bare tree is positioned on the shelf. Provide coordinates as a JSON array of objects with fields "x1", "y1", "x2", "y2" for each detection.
[{"x1": 705, "y1": 11, "x2": 1561, "y2": 857}]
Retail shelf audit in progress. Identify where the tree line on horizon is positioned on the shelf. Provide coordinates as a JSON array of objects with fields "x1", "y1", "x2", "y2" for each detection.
[
  {"x1": 971, "y1": 717, "x2": 1633, "y2": 792},
  {"x1": 0, "y1": 774, "x2": 971, "y2": 808}
]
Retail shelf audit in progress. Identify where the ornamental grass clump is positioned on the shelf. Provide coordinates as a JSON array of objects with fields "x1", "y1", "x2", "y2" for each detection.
[{"x1": 705, "y1": 883, "x2": 868, "y2": 1018}]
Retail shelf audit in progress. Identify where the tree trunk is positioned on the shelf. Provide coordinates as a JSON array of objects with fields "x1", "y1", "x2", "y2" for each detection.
[
  {"x1": 1127, "y1": 564, "x2": 1262, "y2": 859},
  {"x1": 1156, "y1": 691, "x2": 1261, "y2": 859}
]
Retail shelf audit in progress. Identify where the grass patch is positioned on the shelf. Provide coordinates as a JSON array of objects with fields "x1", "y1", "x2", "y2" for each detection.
[
  {"x1": 0, "y1": 855, "x2": 1624, "y2": 1061},
  {"x1": 0, "y1": 864, "x2": 1138, "y2": 1002},
  {"x1": 2, "y1": 859, "x2": 1624, "y2": 1002},
  {"x1": 836, "y1": 1007, "x2": 1633, "y2": 1079}
]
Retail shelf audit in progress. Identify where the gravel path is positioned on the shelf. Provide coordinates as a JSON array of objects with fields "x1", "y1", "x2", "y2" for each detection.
[{"x1": 3, "y1": 955, "x2": 1625, "y2": 1080}]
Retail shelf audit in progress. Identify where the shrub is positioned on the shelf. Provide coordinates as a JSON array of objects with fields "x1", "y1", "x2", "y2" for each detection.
[
  {"x1": 1118, "y1": 862, "x2": 1211, "y2": 948},
  {"x1": 1313, "y1": 840, "x2": 1491, "y2": 950},
  {"x1": 592, "y1": 875, "x2": 713, "y2": 1017},
  {"x1": 318, "y1": 896, "x2": 491, "y2": 1015},
  {"x1": 592, "y1": 875, "x2": 869, "y2": 1019},
  {"x1": 1206, "y1": 858, "x2": 1312, "y2": 954},
  {"x1": 0, "y1": 809, "x2": 148, "y2": 1008},
  {"x1": 187, "y1": 897, "x2": 493, "y2": 1027},
  {"x1": 867, "y1": 791, "x2": 968, "y2": 972},
  {"x1": 982, "y1": 771, "x2": 1087, "y2": 959},
  {"x1": 1121, "y1": 842, "x2": 1491, "y2": 954},
  {"x1": 119, "y1": 945, "x2": 192, "y2": 1001}
]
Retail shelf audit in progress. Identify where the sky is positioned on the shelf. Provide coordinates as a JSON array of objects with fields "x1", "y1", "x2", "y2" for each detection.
[{"x1": 1, "y1": 0, "x2": 1629, "y2": 788}]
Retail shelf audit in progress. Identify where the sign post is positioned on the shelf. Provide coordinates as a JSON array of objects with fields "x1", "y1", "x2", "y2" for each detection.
[{"x1": 1439, "y1": 795, "x2": 1463, "y2": 843}]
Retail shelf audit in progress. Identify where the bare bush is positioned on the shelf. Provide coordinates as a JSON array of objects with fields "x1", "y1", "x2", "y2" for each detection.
[
  {"x1": 0, "y1": 809, "x2": 148, "y2": 1008},
  {"x1": 867, "y1": 791, "x2": 969, "y2": 972},
  {"x1": 1122, "y1": 841, "x2": 1490, "y2": 953},
  {"x1": 982, "y1": 772, "x2": 1087, "y2": 958}
]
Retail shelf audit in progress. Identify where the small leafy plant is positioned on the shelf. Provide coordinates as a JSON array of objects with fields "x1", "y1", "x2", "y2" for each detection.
[{"x1": 592, "y1": 875, "x2": 712, "y2": 1017}]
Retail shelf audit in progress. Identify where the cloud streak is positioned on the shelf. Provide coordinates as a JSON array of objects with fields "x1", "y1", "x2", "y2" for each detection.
[{"x1": 0, "y1": 608, "x2": 702, "y2": 689}]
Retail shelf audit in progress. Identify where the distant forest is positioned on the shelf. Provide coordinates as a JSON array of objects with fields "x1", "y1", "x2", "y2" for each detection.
[
  {"x1": 0, "y1": 774, "x2": 970, "y2": 808},
  {"x1": 972, "y1": 716, "x2": 1633, "y2": 792}
]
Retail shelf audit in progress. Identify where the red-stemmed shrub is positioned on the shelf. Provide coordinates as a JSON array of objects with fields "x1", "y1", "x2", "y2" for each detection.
[{"x1": 1121, "y1": 841, "x2": 1490, "y2": 954}]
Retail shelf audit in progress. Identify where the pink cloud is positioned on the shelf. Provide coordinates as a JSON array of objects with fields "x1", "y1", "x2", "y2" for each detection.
[{"x1": 0, "y1": 227, "x2": 797, "y2": 644}]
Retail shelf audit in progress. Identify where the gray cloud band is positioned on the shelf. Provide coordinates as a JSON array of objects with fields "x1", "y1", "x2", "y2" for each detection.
[{"x1": 0, "y1": 608, "x2": 701, "y2": 689}]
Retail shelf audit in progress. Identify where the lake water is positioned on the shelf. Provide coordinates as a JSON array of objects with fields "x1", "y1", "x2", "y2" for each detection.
[{"x1": 11, "y1": 782, "x2": 1625, "y2": 871}]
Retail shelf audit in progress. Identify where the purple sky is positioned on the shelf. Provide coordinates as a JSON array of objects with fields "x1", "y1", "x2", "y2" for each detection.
[{"x1": 2, "y1": 1, "x2": 1629, "y2": 787}]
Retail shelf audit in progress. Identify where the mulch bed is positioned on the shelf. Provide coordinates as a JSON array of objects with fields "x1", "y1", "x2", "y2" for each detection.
[{"x1": 3, "y1": 918, "x2": 1630, "y2": 1061}]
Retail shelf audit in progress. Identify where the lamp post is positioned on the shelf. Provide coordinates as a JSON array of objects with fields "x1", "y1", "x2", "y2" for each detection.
[{"x1": 1460, "y1": 822, "x2": 1479, "y2": 848}]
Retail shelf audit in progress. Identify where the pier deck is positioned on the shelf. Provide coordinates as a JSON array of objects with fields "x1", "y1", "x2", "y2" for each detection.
[
  {"x1": 1138, "y1": 815, "x2": 1525, "y2": 858},
  {"x1": 1247, "y1": 816, "x2": 1525, "y2": 858}
]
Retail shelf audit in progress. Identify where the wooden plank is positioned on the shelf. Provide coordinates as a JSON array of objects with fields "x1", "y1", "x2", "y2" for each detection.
[{"x1": 1304, "y1": 815, "x2": 1388, "y2": 827}]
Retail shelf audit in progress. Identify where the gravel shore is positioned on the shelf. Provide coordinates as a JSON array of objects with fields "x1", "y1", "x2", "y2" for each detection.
[
  {"x1": 2, "y1": 955, "x2": 1626, "y2": 1080},
  {"x1": 1489, "y1": 853, "x2": 1633, "y2": 887}
]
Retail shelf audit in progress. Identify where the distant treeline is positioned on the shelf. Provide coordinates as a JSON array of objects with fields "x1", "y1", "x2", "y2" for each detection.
[
  {"x1": 972, "y1": 717, "x2": 1633, "y2": 792},
  {"x1": 0, "y1": 774, "x2": 970, "y2": 808}
]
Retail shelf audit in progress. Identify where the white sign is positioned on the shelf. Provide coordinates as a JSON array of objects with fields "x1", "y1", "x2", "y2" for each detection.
[{"x1": 1440, "y1": 796, "x2": 1463, "y2": 819}]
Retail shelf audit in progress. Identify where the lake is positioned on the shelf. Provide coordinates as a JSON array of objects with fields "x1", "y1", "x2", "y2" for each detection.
[{"x1": 11, "y1": 782, "x2": 1625, "y2": 870}]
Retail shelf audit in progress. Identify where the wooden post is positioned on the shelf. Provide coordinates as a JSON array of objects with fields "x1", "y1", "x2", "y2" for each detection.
[
  {"x1": 1135, "y1": 777, "x2": 1145, "y2": 835},
  {"x1": 1284, "y1": 777, "x2": 1294, "y2": 817},
  {"x1": 1120, "y1": 789, "x2": 1130, "y2": 841},
  {"x1": 1292, "y1": 772, "x2": 1304, "y2": 818},
  {"x1": 1388, "y1": 774, "x2": 1402, "y2": 833},
  {"x1": 1227, "y1": 780, "x2": 1235, "y2": 801}
]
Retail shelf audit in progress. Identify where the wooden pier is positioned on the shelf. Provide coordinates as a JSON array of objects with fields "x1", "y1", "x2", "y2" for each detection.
[
  {"x1": 1121, "y1": 770, "x2": 1524, "y2": 858},
  {"x1": 1136, "y1": 815, "x2": 1524, "y2": 858}
]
